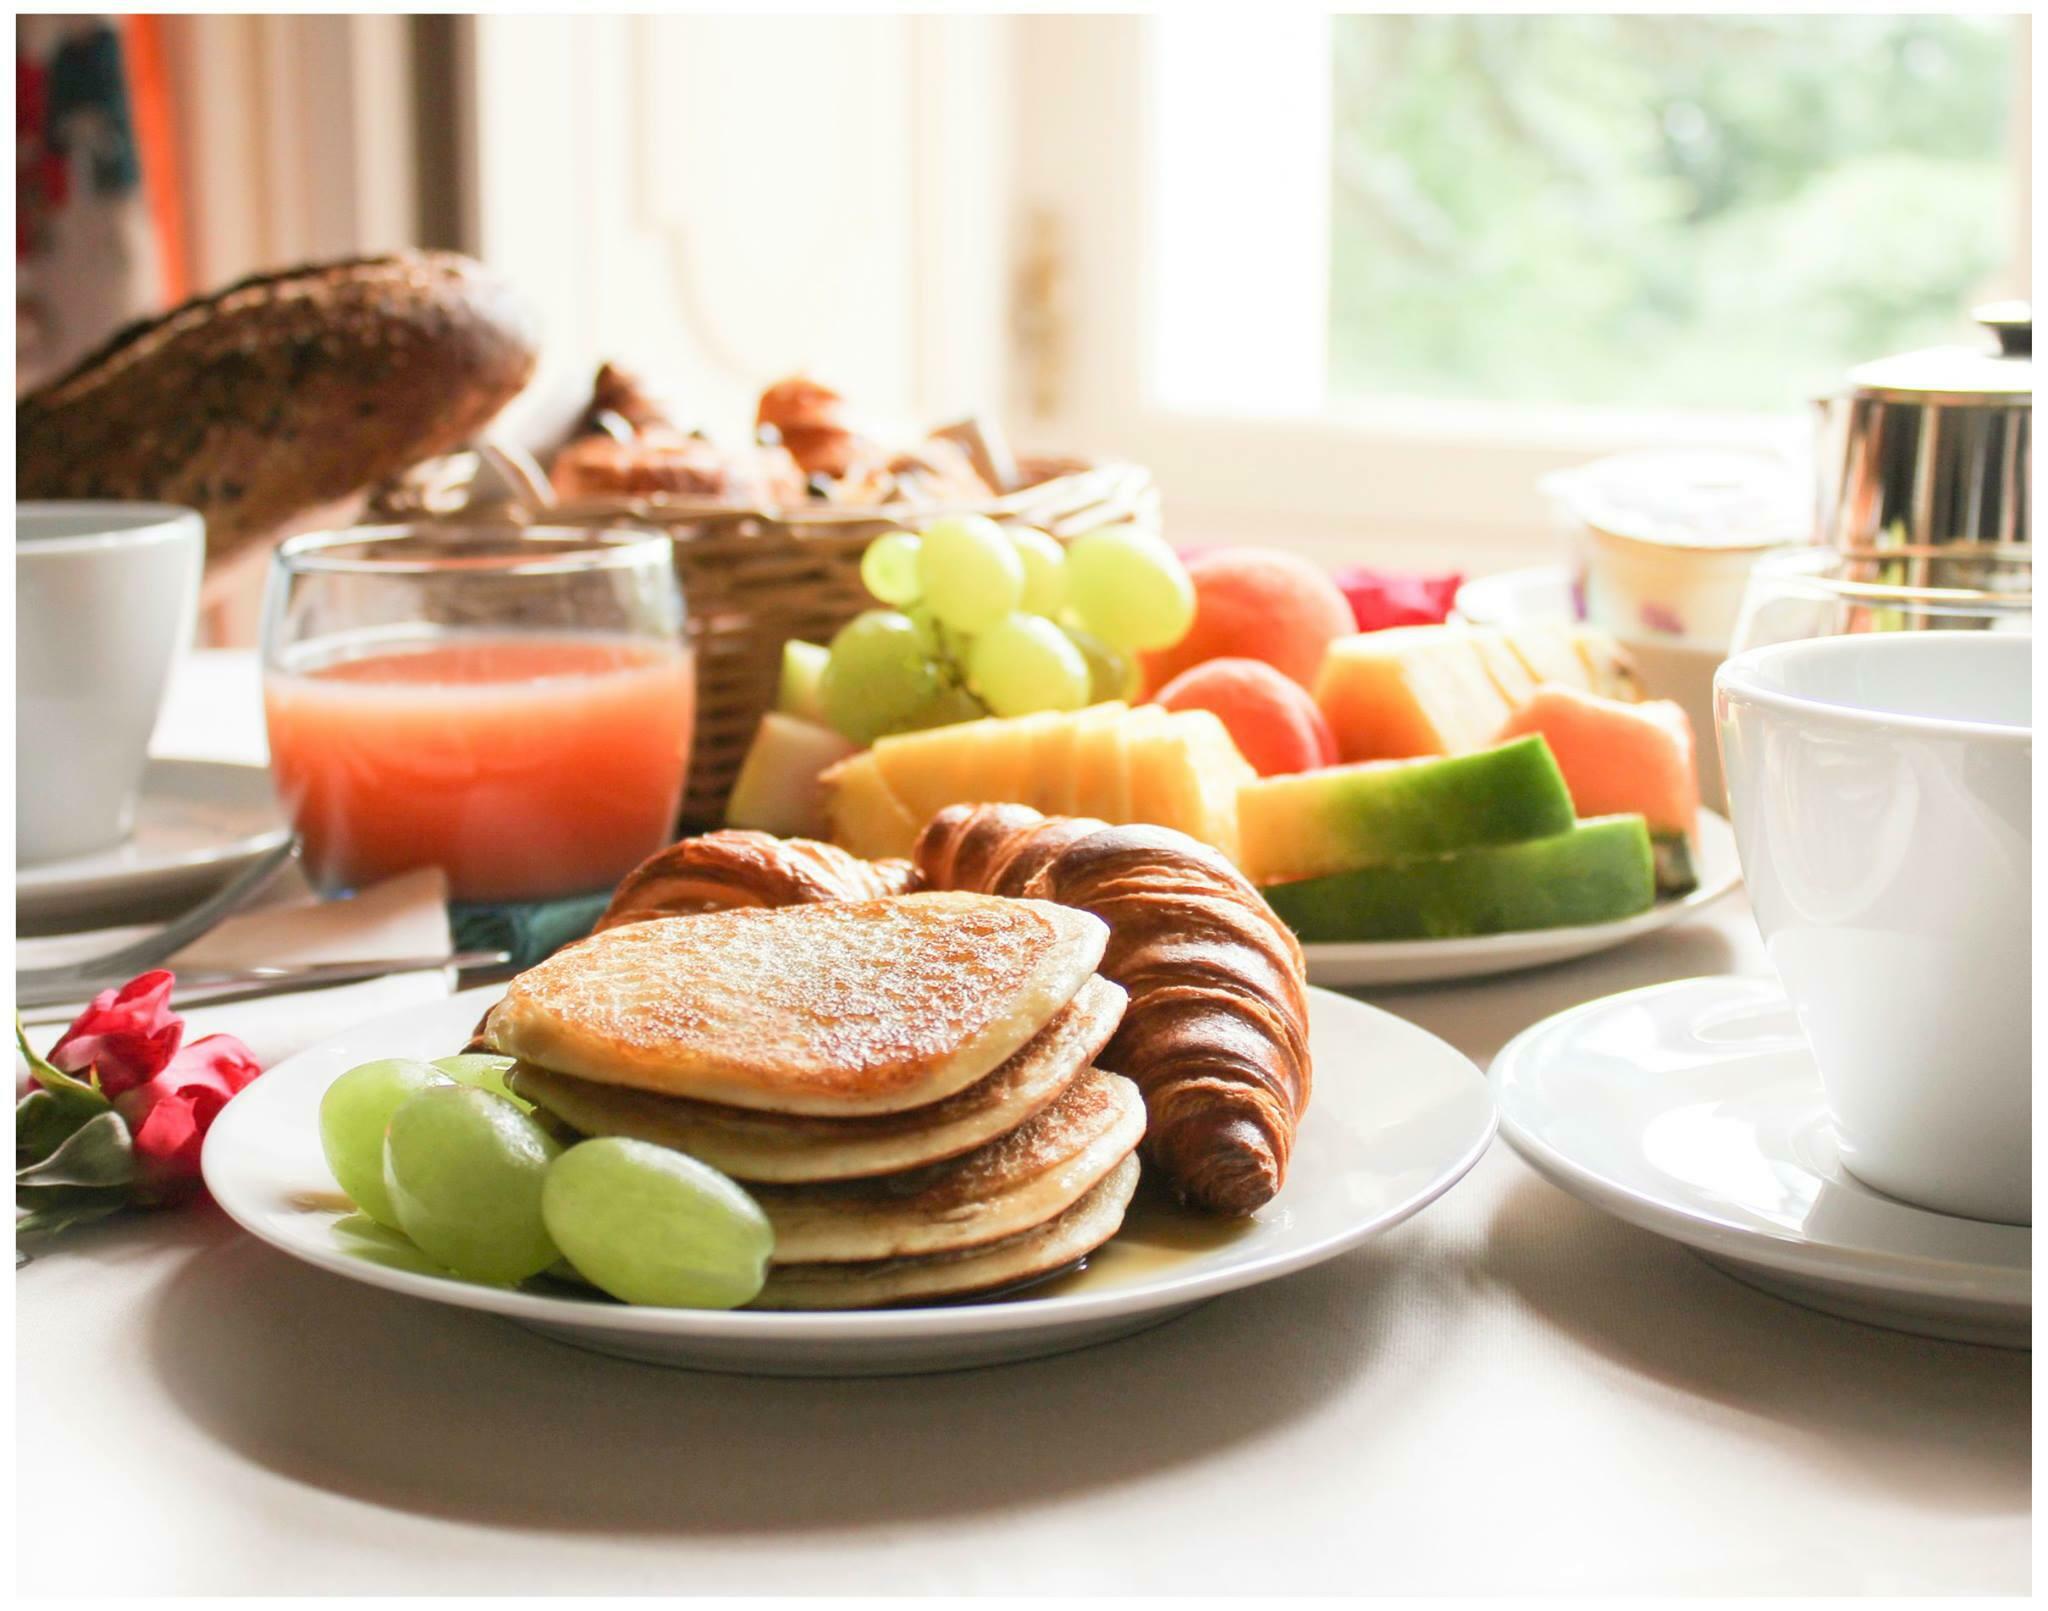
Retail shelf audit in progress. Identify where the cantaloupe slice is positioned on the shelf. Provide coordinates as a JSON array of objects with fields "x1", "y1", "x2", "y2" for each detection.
[
  {"x1": 1314, "y1": 626, "x2": 1517, "y2": 762},
  {"x1": 1496, "y1": 684, "x2": 1699, "y2": 892},
  {"x1": 820, "y1": 751, "x2": 922, "y2": 860},
  {"x1": 981, "y1": 711, "x2": 1063, "y2": 812}
]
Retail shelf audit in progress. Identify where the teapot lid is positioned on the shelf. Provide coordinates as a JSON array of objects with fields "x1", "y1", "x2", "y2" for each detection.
[{"x1": 1848, "y1": 302, "x2": 2031, "y2": 403}]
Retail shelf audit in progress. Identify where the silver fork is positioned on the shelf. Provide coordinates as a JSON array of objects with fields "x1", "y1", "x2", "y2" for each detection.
[{"x1": 16, "y1": 837, "x2": 301, "y2": 1003}]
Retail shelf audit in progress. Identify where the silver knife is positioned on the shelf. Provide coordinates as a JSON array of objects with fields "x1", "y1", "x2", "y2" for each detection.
[{"x1": 15, "y1": 951, "x2": 513, "y2": 1013}]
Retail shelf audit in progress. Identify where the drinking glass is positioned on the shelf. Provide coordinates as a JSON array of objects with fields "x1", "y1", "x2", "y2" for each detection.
[
  {"x1": 1728, "y1": 543, "x2": 2032, "y2": 659},
  {"x1": 261, "y1": 524, "x2": 692, "y2": 921}
]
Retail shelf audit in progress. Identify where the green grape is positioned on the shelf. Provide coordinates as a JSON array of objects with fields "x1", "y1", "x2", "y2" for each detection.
[
  {"x1": 904, "y1": 604, "x2": 946, "y2": 657},
  {"x1": 818, "y1": 610, "x2": 947, "y2": 745},
  {"x1": 917, "y1": 514, "x2": 1024, "y2": 633},
  {"x1": 382, "y1": 1086, "x2": 562, "y2": 1285},
  {"x1": 967, "y1": 613, "x2": 1092, "y2": 717},
  {"x1": 860, "y1": 531, "x2": 924, "y2": 607},
  {"x1": 432, "y1": 1053, "x2": 530, "y2": 1111},
  {"x1": 542, "y1": 1136, "x2": 773, "y2": 1309},
  {"x1": 1009, "y1": 525, "x2": 1067, "y2": 616},
  {"x1": 1065, "y1": 525, "x2": 1196, "y2": 651},
  {"x1": 319, "y1": 1058, "x2": 454, "y2": 1228},
  {"x1": 1063, "y1": 622, "x2": 1138, "y2": 704},
  {"x1": 898, "y1": 684, "x2": 990, "y2": 731}
]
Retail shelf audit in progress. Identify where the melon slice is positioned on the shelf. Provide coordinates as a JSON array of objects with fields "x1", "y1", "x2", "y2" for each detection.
[
  {"x1": 1261, "y1": 815, "x2": 1656, "y2": 942},
  {"x1": 1065, "y1": 703, "x2": 1127, "y2": 819},
  {"x1": 1115, "y1": 703, "x2": 1174, "y2": 830},
  {"x1": 820, "y1": 751, "x2": 923, "y2": 860},
  {"x1": 776, "y1": 640, "x2": 831, "y2": 725},
  {"x1": 1236, "y1": 736, "x2": 1577, "y2": 886},
  {"x1": 980, "y1": 711, "x2": 1063, "y2": 812},
  {"x1": 1313, "y1": 626, "x2": 1518, "y2": 761},
  {"x1": 869, "y1": 717, "x2": 1003, "y2": 824},
  {"x1": 1027, "y1": 707, "x2": 1085, "y2": 816},
  {"x1": 1497, "y1": 684, "x2": 1701, "y2": 893},
  {"x1": 1122, "y1": 707, "x2": 1246, "y2": 855},
  {"x1": 726, "y1": 713, "x2": 859, "y2": 839}
]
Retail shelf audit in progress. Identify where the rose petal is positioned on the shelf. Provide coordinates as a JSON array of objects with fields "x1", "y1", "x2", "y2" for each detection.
[{"x1": 46, "y1": 969, "x2": 184, "y2": 1096}]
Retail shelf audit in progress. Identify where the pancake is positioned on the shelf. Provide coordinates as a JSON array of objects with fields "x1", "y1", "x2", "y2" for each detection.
[
  {"x1": 754, "y1": 1067, "x2": 1145, "y2": 1263},
  {"x1": 507, "y1": 974, "x2": 1127, "y2": 1184},
  {"x1": 751, "y1": 1153, "x2": 1141, "y2": 1310},
  {"x1": 481, "y1": 892, "x2": 1108, "y2": 1116}
]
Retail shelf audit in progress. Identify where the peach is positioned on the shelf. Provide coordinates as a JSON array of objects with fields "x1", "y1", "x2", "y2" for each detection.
[
  {"x1": 1140, "y1": 547, "x2": 1355, "y2": 694},
  {"x1": 1155, "y1": 658, "x2": 1338, "y2": 778}
]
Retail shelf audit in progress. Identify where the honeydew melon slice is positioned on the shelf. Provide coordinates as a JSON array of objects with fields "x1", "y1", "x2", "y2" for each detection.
[
  {"x1": 726, "y1": 713, "x2": 859, "y2": 839},
  {"x1": 1236, "y1": 736, "x2": 1577, "y2": 887},
  {"x1": 1261, "y1": 815, "x2": 1656, "y2": 943},
  {"x1": 1067, "y1": 702, "x2": 1130, "y2": 821},
  {"x1": 821, "y1": 751, "x2": 923, "y2": 860}
]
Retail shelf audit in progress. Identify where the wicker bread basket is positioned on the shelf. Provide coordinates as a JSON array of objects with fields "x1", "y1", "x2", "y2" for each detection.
[{"x1": 414, "y1": 451, "x2": 1157, "y2": 827}]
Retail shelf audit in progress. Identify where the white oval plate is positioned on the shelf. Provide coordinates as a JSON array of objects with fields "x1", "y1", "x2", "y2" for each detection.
[
  {"x1": 202, "y1": 984, "x2": 1496, "y2": 1376},
  {"x1": 1490, "y1": 974, "x2": 2029, "y2": 1348},
  {"x1": 17, "y1": 759, "x2": 288, "y2": 927},
  {"x1": 1301, "y1": 808, "x2": 1739, "y2": 989}
]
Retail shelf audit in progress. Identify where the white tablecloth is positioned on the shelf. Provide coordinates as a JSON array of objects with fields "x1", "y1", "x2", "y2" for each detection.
[{"x1": 16, "y1": 655, "x2": 2028, "y2": 1596}]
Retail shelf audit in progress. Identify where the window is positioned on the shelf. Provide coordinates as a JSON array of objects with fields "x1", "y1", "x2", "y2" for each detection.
[
  {"x1": 1327, "y1": 14, "x2": 2020, "y2": 414},
  {"x1": 1032, "y1": 15, "x2": 2029, "y2": 558}
]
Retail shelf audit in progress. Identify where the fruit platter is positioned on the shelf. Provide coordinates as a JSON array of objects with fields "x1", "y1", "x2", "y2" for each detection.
[{"x1": 723, "y1": 509, "x2": 1736, "y2": 986}]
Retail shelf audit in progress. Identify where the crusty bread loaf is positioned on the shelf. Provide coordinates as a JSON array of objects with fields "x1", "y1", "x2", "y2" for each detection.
[{"x1": 17, "y1": 250, "x2": 537, "y2": 562}]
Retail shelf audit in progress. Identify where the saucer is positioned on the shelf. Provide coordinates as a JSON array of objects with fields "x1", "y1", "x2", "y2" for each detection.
[
  {"x1": 1489, "y1": 974, "x2": 2029, "y2": 1348},
  {"x1": 17, "y1": 759, "x2": 289, "y2": 929}
]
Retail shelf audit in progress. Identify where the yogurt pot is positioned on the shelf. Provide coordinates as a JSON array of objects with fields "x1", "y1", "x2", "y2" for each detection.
[{"x1": 1543, "y1": 448, "x2": 1809, "y2": 649}]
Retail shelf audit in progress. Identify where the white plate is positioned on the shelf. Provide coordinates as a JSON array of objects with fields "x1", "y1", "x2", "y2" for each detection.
[
  {"x1": 17, "y1": 759, "x2": 289, "y2": 927},
  {"x1": 1301, "y1": 808, "x2": 1740, "y2": 989},
  {"x1": 202, "y1": 983, "x2": 1495, "y2": 1377},
  {"x1": 1490, "y1": 974, "x2": 2029, "y2": 1348}
]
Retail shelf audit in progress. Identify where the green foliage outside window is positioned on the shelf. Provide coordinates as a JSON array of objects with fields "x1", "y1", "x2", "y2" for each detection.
[{"x1": 1329, "y1": 14, "x2": 2018, "y2": 412}]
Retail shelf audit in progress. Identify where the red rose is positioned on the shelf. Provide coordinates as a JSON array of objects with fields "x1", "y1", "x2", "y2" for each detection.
[
  {"x1": 29, "y1": 971, "x2": 262, "y2": 1202},
  {"x1": 113, "y1": 1034, "x2": 265, "y2": 1195},
  {"x1": 47, "y1": 969, "x2": 184, "y2": 1096}
]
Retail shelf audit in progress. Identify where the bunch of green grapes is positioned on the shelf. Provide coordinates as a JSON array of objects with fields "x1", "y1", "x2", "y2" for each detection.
[
  {"x1": 318, "y1": 1055, "x2": 773, "y2": 1308},
  {"x1": 814, "y1": 515, "x2": 1193, "y2": 742}
]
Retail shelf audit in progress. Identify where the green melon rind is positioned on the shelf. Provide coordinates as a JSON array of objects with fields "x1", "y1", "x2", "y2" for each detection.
[
  {"x1": 1653, "y1": 832, "x2": 1698, "y2": 897},
  {"x1": 1261, "y1": 814, "x2": 1657, "y2": 942},
  {"x1": 1241, "y1": 735, "x2": 1577, "y2": 882}
]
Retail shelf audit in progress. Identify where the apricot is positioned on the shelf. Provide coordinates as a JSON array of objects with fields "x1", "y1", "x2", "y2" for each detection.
[
  {"x1": 1140, "y1": 548, "x2": 1354, "y2": 694},
  {"x1": 1155, "y1": 658, "x2": 1338, "y2": 778}
]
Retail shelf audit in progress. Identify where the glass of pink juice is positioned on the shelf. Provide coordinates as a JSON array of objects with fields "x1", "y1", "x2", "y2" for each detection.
[{"x1": 261, "y1": 526, "x2": 693, "y2": 904}]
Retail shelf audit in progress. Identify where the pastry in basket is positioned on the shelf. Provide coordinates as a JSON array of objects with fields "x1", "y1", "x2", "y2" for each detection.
[
  {"x1": 755, "y1": 374, "x2": 878, "y2": 483},
  {"x1": 551, "y1": 362, "x2": 808, "y2": 506},
  {"x1": 484, "y1": 891, "x2": 1145, "y2": 1308},
  {"x1": 588, "y1": 809, "x2": 1313, "y2": 1216}
]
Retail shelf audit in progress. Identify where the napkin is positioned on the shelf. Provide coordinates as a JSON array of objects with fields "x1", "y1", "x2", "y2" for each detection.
[{"x1": 15, "y1": 867, "x2": 457, "y2": 1079}]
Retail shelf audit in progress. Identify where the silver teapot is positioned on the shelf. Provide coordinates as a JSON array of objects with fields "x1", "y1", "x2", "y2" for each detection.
[{"x1": 1814, "y1": 302, "x2": 2031, "y2": 554}]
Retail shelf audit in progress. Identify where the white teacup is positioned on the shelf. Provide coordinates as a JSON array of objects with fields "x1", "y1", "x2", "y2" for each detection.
[
  {"x1": 17, "y1": 502, "x2": 204, "y2": 864},
  {"x1": 1715, "y1": 632, "x2": 2031, "y2": 1225}
]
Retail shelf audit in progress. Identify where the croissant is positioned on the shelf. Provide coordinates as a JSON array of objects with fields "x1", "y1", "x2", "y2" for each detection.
[
  {"x1": 597, "y1": 829, "x2": 916, "y2": 931},
  {"x1": 914, "y1": 804, "x2": 1311, "y2": 1215}
]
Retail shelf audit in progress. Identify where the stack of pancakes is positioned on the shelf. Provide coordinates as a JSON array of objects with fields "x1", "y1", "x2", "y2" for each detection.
[{"x1": 484, "y1": 891, "x2": 1144, "y2": 1308}]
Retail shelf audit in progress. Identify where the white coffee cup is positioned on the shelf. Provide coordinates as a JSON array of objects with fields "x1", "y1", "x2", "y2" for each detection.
[
  {"x1": 1715, "y1": 632, "x2": 2031, "y2": 1225},
  {"x1": 17, "y1": 502, "x2": 205, "y2": 864}
]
